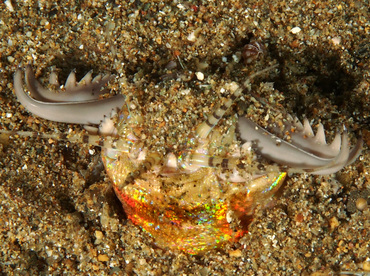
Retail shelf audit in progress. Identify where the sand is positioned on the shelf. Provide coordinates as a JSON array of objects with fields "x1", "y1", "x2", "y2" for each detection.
[{"x1": 0, "y1": 0, "x2": 369, "y2": 275}]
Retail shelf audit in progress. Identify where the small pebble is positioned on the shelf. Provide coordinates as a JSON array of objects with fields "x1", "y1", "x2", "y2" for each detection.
[
  {"x1": 355, "y1": 198, "x2": 368, "y2": 211},
  {"x1": 187, "y1": 32, "x2": 196, "y2": 42},
  {"x1": 290, "y1": 27, "x2": 301, "y2": 34},
  {"x1": 329, "y1": 217, "x2": 339, "y2": 231},
  {"x1": 95, "y1": 230, "x2": 103, "y2": 240},
  {"x1": 229, "y1": 249, "x2": 242, "y2": 257},
  {"x1": 363, "y1": 260, "x2": 370, "y2": 271},
  {"x1": 97, "y1": 254, "x2": 109, "y2": 262},
  {"x1": 331, "y1": 36, "x2": 341, "y2": 45},
  {"x1": 5, "y1": 0, "x2": 14, "y2": 12},
  {"x1": 195, "y1": 72, "x2": 204, "y2": 81}
]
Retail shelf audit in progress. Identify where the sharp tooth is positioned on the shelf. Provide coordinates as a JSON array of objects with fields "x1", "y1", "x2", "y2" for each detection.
[
  {"x1": 79, "y1": 70, "x2": 93, "y2": 85},
  {"x1": 49, "y1": 71, "x2": 59, "y2": 86},
  {"x1": 101, "y1": 74, "x2": 112, "y2": 83},
  {"x1": 302, "y1": 118, "x2": 314, "y2": 137},
  {"x1": 315, "y1": 123, "x2": 326, "y2": 145},
  {"x1": 92, "y1": 74, "x2": 102, "y2": 83},
  {"x1": 293, "y1": 116, "x2": 303, "y2": 129},
  {"x1": 329, "y1": 133, "x2": 342, "y2": 154},
  {"x1": 65, "y1": 69, "x2": 77, "y2": 89}
]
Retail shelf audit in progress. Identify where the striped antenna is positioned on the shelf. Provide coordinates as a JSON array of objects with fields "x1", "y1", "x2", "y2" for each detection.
[{"x1": 196, "y1": 64, "x2": 278, "y2": 139}]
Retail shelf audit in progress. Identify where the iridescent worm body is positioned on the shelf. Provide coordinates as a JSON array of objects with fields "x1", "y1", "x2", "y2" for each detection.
[{"x1": 0, "y1": 62, "x2": 363, "y2": 254}]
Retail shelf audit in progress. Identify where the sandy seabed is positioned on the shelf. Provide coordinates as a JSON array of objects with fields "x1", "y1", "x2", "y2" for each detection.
[{"x1": 0, "y1": 1, "x2": 369, "y2": 275}]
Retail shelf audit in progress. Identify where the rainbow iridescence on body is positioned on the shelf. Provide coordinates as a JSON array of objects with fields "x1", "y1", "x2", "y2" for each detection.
[{"x1": 103, "y1": 149, "x2": 286, "y2": 254}]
